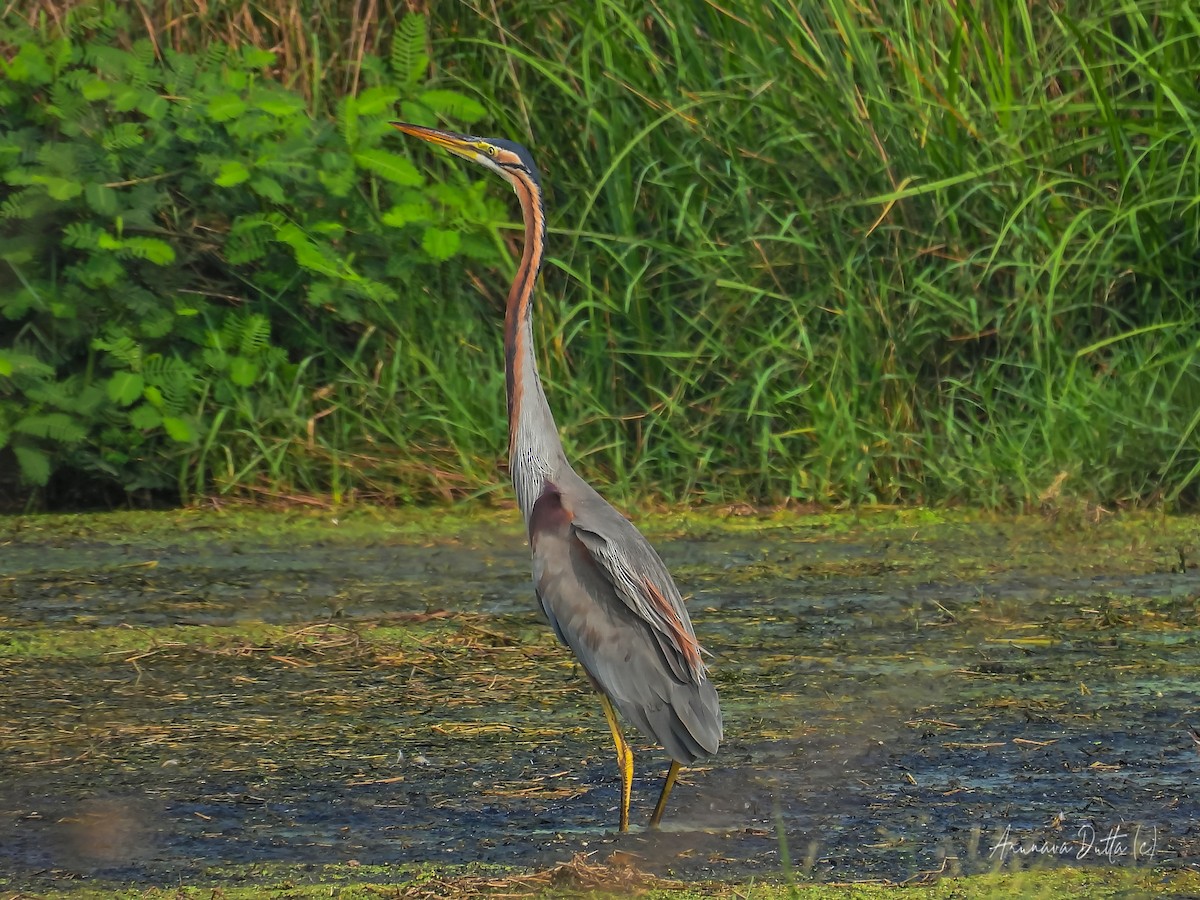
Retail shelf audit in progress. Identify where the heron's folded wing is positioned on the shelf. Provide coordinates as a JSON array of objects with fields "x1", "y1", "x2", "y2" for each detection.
[{"x1": 569, "y1": 520, "x2": 706, "y2": 684}]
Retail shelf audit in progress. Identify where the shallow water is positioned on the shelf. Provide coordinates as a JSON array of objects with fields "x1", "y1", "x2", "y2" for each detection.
[{"x1": 0, "y1": 509, "x2": 1197, "y2": 891}]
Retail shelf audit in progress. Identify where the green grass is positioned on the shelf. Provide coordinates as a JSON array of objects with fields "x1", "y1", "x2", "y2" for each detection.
[
  {"x1": 5, "y1": 0, "x2": 1200, "y2": 510},
  {"x1": 13, "y1": 863, "x2": 1200, "y2": 898},
  {"x1": 424, "y1": 0, "x2": 1200, "y2": 509}
]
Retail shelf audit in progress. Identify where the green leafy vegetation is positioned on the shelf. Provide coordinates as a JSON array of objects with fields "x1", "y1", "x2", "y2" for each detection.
[
  {"x1": 2, "y1": 1, "x2": 1199, "y2": 510},
  {"x1": 0, "y1": 4, "x2": 499, "y2": 504}
]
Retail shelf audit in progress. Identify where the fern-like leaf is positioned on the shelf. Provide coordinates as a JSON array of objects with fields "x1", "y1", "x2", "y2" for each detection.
[
  {"x1": 63, "y1": 222, "x2": 101, "y2": 249},
  {"x1": 129, "y1": 39, "x2": 156, "y2": 88},
  {"x1": 14, "y1": 412, "x2": 87, "y2": 444},
  {"x1": 0, "y1": 188, "x2": 50, "y2": 220},
  {"x1": 338, "y1": 95, "x2": 360, "y2": 150},
  {"x1": 0, "y1": 350, "x2": 53, "y2": 380},
  {"x1": 226, "y1": 213, "x2": 282, "y2": 265},
  {"x1": 119, "y1": 236, "x2": 175, "y2": 265},
  {"x1": 91, "y1": 330, "x2": 143, "y2": 367},
  {"x1": 239, "y1": 313, "x2": 272, "y2": 356},
  {"x1": 55, "y1": 92, "x2": 94, "y2": 124},
  {"x1": 202, "y1": 43, "x2": 227, "y2": 70},
  {"x1": 162, "y1": 48, "x2": 197, "y2": 95},
  {"x1": 14, "y1": 445, "x2": 52, "y2": 486},
  {"x1": 36, "y1": 140, "x2": 82, "y2": 173},
  {"x1": 142, "y1": 354, "x2": 197, "y2": 411},
  {"x1": 416, "y1": 89, "x2": 485, "y2": 124},
  {"x1": 391, "y1": 13, "x2": 429, "y2": 88},
  {"x1": 84, "y1": 44, "x2": 132, "y2": 80},
  {"x1": 102, "y1": 122, "x2": 144, "y2": 151}
]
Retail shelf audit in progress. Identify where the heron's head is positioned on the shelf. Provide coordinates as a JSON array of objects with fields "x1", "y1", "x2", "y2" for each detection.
[{"x1": 392, "y1": 122, "x2": 543, "y2": 190}]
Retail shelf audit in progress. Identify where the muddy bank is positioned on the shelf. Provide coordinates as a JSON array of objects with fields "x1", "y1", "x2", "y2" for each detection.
[{"x1": 0, "y1": 508, "x2": 1197, "y2": 892}]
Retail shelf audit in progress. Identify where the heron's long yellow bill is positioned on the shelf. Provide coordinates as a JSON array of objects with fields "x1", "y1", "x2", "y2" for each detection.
[{"x1": 391, "y1": 122, "x2": 479, "y2": 159}]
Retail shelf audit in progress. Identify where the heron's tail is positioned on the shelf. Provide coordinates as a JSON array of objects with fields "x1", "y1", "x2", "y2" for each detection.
[{"x1": 624, "y1": 675, "x2": 722, "y2": 765}]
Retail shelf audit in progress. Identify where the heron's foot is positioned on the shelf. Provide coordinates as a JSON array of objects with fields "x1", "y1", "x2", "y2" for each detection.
[
  {"x1": 649, "y1": 760, "x2": 682, "y2": 828},
  {"x1": 599, "y1": 695, "x2": 633, "y2": 833}
]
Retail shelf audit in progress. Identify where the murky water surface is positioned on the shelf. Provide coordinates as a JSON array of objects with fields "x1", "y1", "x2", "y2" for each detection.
[{"x1": 0, "y1": 510, "x2": 1197, "y2": 891}]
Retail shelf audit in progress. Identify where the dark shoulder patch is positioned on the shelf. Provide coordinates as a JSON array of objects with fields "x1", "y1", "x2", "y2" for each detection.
[{"x1": 528, "y1": 482, "x2": 570, "y2": 544}]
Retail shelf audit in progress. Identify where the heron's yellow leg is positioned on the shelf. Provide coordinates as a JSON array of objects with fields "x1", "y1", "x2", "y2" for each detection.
[
  {"x1": 649, "y1": 760, "x2": 681, "y2": 828},
  {"x1": 599, "y1": 694, "x2": 633, "y2": 832}
]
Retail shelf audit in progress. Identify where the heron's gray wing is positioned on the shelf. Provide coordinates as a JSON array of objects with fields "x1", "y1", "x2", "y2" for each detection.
[{"x1": 568, "y1": 517, "x2": 706, "y2": 684}]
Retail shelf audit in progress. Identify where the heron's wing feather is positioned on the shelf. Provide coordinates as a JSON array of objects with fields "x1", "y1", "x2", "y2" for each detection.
[{"x1": 568, "y1": 514, "x2": 705, "y2": 683}]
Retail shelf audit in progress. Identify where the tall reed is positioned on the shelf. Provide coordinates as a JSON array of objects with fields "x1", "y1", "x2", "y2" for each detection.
[{"x1": 426, "y1": 0, "x2": 1200, "y2": 506}]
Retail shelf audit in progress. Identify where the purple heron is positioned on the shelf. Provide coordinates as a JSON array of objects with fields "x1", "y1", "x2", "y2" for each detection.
[{"x1": 393, "y1": 122, "x2": 722, "y2": 832}]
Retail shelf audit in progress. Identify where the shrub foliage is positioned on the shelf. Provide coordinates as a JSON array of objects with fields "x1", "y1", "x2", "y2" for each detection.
[{"x1": 1, "y1": 6, "x2": 499, "y2": 503}]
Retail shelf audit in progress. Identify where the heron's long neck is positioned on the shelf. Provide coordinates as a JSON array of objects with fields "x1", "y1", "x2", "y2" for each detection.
[{"x1": 504, "y1": 174, "x2": 566, "y2": 522}]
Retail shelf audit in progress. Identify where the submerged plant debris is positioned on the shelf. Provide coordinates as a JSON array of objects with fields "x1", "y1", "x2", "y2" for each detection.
[{"x1": 0, "y1": 507, "x2": 1198, "y2": 895}]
